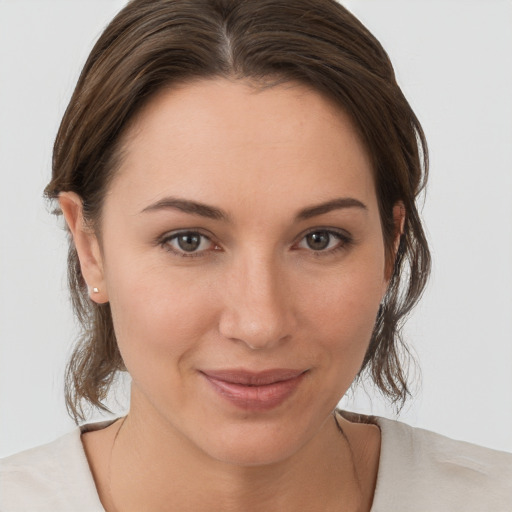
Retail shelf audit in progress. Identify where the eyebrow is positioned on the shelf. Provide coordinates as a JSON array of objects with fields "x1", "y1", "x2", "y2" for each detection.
[
  {"x1": 296, "y1": 197, "x2": 368, "y2": 220},
  {"x1": 141, "y1": 197, "x2": 229, "y2": 221},
  {"x1": 141, "y1": 196, "x2": 367, "y2": 221}
]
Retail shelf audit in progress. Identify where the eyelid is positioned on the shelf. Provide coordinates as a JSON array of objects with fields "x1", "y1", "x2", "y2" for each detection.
[
  {"x1": 156, "y1": 226, "x2": 353, "y2": 258},
  {"x1": 295, "y1": 226, "x2": 352, "y2": 242},
  {"x1": 158, "y1": 229, "x2": 220, "y2": 257},
  {"x1": 293, "y1": 227, "x2": 354, "y2": 253}
]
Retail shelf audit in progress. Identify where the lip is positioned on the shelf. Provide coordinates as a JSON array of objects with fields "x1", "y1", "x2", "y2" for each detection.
[{"x1": 200, "y1": 369, "x2": 308, "y2": 411}]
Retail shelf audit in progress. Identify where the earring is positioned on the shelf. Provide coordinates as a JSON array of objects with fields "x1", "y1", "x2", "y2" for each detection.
[{"x1": 93, "y1": 287, "x2": 99, "y2": 294}]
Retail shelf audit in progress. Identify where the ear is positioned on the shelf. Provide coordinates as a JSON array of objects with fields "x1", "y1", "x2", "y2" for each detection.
[
  {"x1": 384, "y1": 201, "x2": 406, "y2": 283},
  {"x1": 59, "y1": 192, "x2": 109, "y2": 304}
]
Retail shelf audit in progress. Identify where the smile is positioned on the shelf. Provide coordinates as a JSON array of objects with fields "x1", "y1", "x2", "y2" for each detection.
[{"x1": 200, "y1": 369, "x2": 308, "y2": 411}]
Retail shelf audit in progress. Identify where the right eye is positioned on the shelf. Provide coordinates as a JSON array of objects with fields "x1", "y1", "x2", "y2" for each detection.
[{"x1": 161, "y1": 231, "x2": 218, "y2": 257}]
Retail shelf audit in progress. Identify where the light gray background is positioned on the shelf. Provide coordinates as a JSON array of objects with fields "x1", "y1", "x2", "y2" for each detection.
[{"x1": 1, "y1": 0, "x2": 511, "y2": 457}]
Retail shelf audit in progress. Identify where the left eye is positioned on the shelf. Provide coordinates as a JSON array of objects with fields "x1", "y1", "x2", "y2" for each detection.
[
  {"x1": 164, "y1": 231, "x2": 215, "y2": 254},
  {"x1": 297, "y1": 230, "x2": 345, "y2": 251}
]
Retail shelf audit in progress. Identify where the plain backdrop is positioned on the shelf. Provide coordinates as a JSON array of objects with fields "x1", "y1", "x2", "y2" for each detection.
[{"x1": 1, "y1": 0, "x2": 511, "y2": 458}]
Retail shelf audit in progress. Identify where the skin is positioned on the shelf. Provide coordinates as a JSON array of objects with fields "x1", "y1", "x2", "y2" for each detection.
[{"x1": 61, "y1": 79, "x2": 402, "y2": 512}]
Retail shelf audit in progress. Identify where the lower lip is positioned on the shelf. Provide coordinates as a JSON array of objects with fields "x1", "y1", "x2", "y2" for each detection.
[{"x1": 202, "y1": 373, "x2": 306, "y2": 411}]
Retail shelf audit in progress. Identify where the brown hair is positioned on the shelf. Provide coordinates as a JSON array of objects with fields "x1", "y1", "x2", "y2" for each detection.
[{"x1": 45, "y1": 0, "x2": 430, "y2": 423}]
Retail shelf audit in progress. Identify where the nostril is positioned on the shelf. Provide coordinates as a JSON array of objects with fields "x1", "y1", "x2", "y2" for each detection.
[{"x1": 219, "y1": 312, "x2": 294, "y2": 351}]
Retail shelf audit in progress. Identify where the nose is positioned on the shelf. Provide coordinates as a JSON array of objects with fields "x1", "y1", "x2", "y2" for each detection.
[{"x1": 218, "y1": 254, "x2": 297, "y2": 350}]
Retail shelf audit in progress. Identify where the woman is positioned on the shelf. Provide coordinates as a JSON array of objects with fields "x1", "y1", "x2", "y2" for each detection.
[{"x1": 1, "y1": 0, "x2": 510, "y2": 510}]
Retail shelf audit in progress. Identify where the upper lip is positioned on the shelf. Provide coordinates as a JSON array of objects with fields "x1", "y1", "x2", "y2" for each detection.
[{"x1": 200, "y1": 368, "x2": 308, "y2": 386}]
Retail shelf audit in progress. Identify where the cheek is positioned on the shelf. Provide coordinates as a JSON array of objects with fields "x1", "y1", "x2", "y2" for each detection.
[
  {"x1": 297, "y1": 254, "x2": 385, "y2": 361},
  {"x1": 104, "y1": 254, "x2": 217, "y2": 375},
  {"x1": 102, "y1": 225, "x2": 385, "y2": 392}
]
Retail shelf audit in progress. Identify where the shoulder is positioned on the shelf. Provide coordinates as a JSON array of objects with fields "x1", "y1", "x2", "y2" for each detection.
[
  {"x1": 371, "y1": 416, "x2": 512, "y2": 511},
  {"x1": 0, "y1": 424, "x2": 107, "y2": 512}
]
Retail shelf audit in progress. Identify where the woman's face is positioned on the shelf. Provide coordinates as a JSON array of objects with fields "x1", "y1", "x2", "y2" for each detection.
[{"x1": 85, "y1": 79, "x2": 389, "y2": 465}]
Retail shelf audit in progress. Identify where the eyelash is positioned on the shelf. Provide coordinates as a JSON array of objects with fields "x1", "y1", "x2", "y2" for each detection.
[
  {"x1": 158, "y1": 228, "x2": 353, "y2": 258},
  {"x1": 295, "y1": 228, "x2": 353, "y2": 257},
  {"x1": 159, "y1": 230, "x2": 218, "y2": 258}
]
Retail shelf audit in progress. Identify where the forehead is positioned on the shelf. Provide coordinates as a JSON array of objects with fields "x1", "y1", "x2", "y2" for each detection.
[{"x1": 110, "y1": 78, "x2": 377, "y2": 218}]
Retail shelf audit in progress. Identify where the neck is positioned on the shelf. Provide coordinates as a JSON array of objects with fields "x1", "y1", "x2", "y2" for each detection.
[{"x1": 105, "y1": 407, "x2": 367, "y2": 512}]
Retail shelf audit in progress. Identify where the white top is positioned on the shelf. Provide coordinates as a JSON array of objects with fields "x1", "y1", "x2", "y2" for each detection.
[{"x1": 1, "y1": 415, "x2": 511, "y2": 511}]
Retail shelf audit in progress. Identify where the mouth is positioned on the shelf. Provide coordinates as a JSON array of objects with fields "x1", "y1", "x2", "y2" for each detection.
[{"x1": 199, "y1": 368, "x2": 308, "y2": 411}]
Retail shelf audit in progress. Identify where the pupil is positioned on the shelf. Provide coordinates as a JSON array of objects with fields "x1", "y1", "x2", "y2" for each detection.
[
  {"x1": 307, "y1": 231, "x2": 330, "y2": 250},
  {"x1": 178, "y1": 233, "x2": 201, "y2": 252}
]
